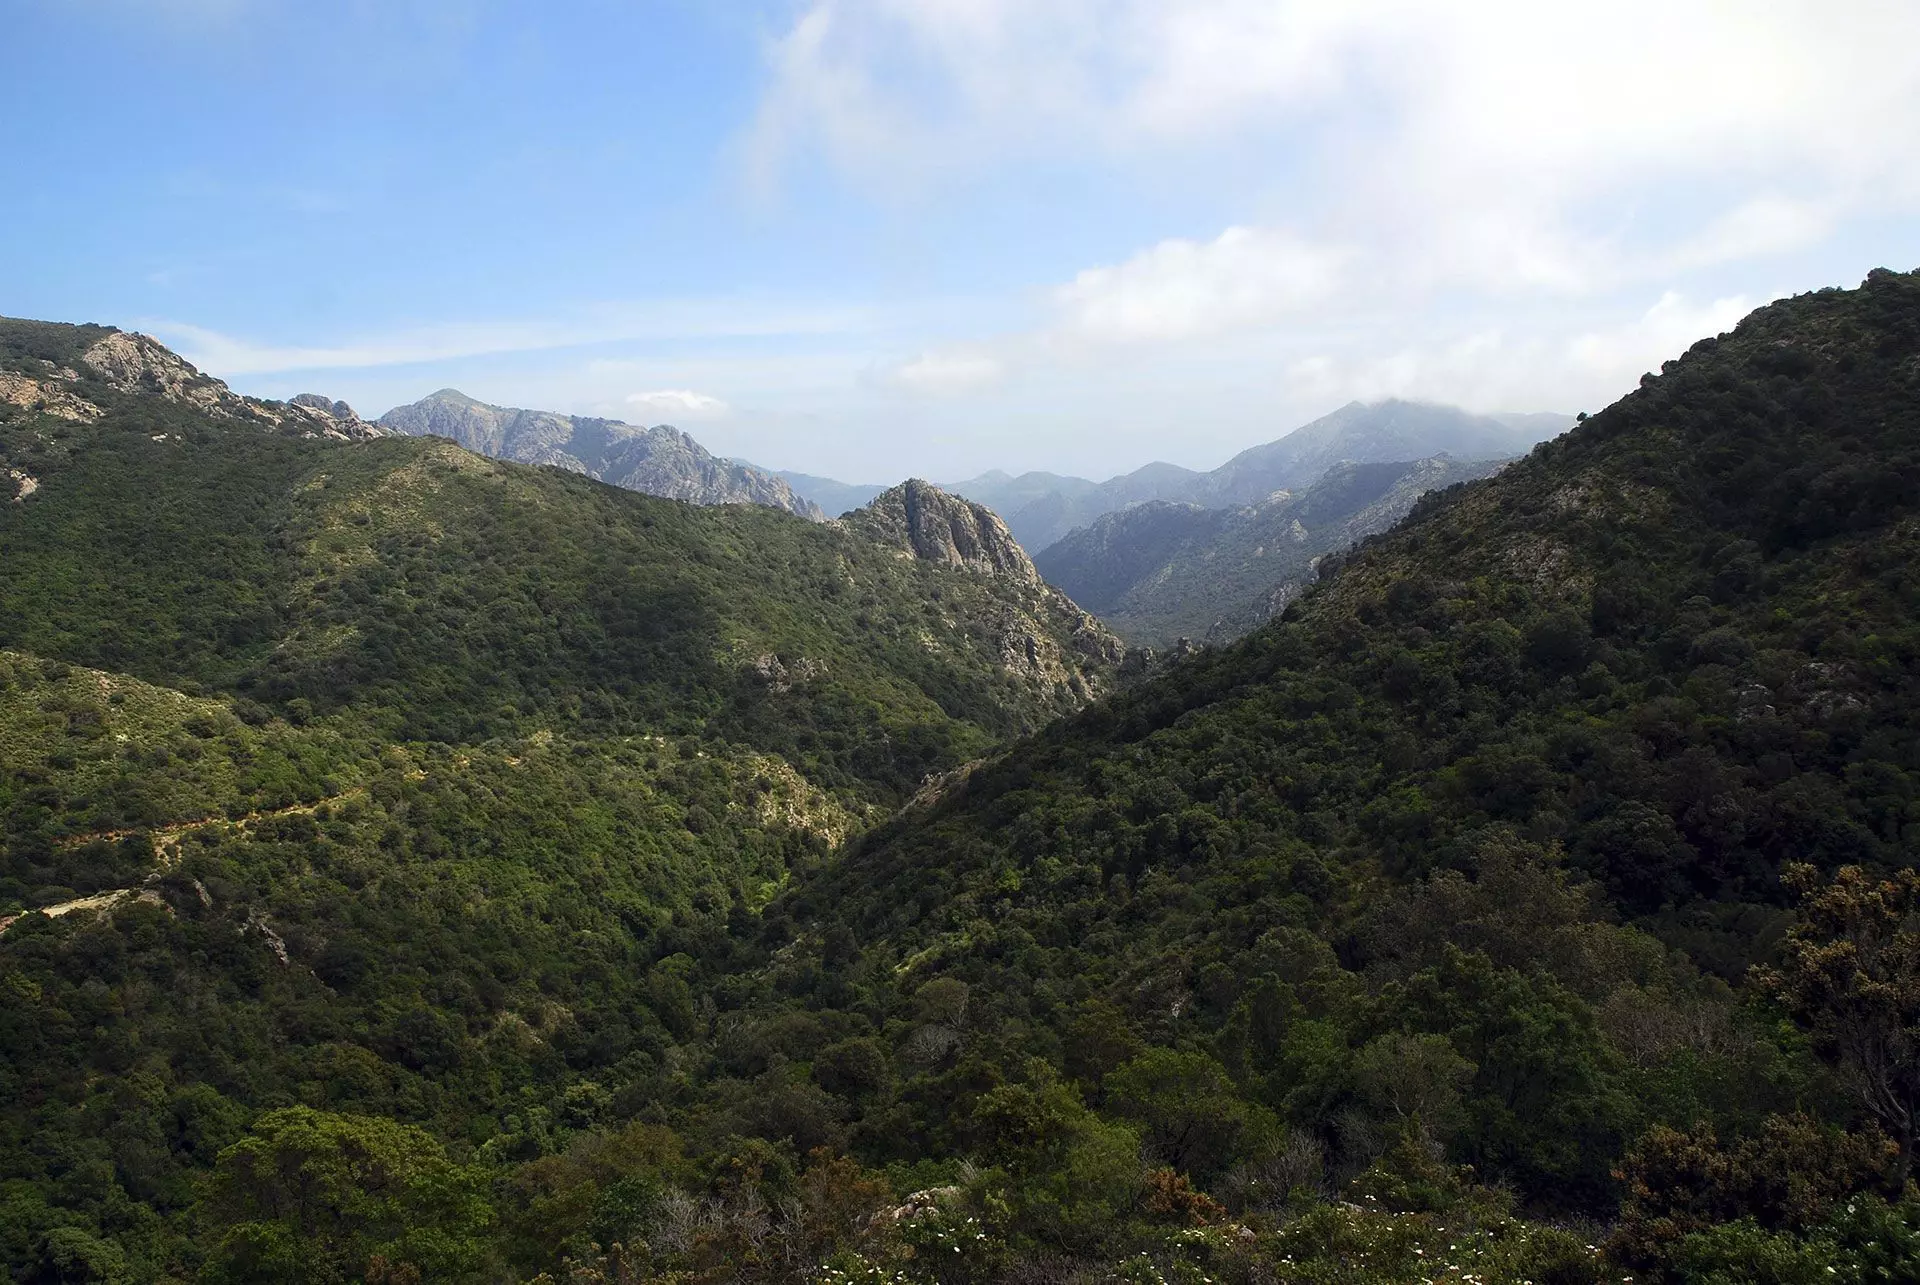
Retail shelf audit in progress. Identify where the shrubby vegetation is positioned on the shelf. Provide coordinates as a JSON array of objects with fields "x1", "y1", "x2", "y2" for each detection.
[{"x1": 1, "y1": 272, "x2": 1919, "y2": 1281}]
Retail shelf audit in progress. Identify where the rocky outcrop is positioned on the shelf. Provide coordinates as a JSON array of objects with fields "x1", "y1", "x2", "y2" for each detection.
[
  {"x1": 280, "y1": 393, "x2": 385, "y2": 442},
  {"x1": 27, "y1": 328, "x2": 386, "y2": 442},
  {"x1": 843, "y1": 480, "x2": 1041, "y2": 582},
  {"x1": 379, "y1": 389, "x2": 823, "y2": 519},
  {"x1": 81, "y1": 331, "x2": 240, "y2": 416},
  {"x1": 843, "y1": 480, "x2": 1126, "y2": 698},
  {"x1": 0, "y1": 371, "x2": 101, "y2": 422}
]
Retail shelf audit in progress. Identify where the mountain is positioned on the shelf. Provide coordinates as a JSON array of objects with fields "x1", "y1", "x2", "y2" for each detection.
[
  {"x1": 0, "y1": 320, "x2": 1141, "y2": 1276},
  {"x1": 770, "y1": 469, "x2": 887, "y2": 516},
  {"x1": 772, "y1": 403, "x2": 1557, "y2": 555},
  {"x1": 761, "y1": 270, "x2": 1920, "y2": 1271},
  {"x1": 0, "y1": 321, "x2": 387, "y2": 443},
  {"x1": 1037, "y1": 454, "x2": 1508, "y2": 645},
  {"x1": 4, "y1": 271, "x2": 1920, "y2": 1283},
  {"x1": 841, "y1": 479, "x2": 1123, "y2": 693},
  {"x1": 1181, "y1": 398, "x2": 1554, "y2": 509},
  {"x1": 0, "y1": 319, "x2": 1123, "y2": 802},
  {"x1": 380, "y1": 388, "x2": 824, "y2": 520},
  {"x1": 934, "y1": 401, "x2": 1567, "y2": 552}
]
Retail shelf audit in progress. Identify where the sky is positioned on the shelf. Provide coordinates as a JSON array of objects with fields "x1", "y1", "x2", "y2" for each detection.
[{"x1": 5, "y1": 1, "x2": 1919, "y2": 482}]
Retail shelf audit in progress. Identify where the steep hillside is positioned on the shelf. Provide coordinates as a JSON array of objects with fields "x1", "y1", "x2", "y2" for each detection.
[
  {"x1": 732, "y1": 271, "x2": 1920, "y2": 1269},
  {"x1": 3, "y1": 271, "x2": 1917, "y2": 1284},
  {"x1": 381, "y1": 388, "x2": 824, "y2": 520},
  {"x1": 0, "y1": 319, "x2": 1134, "y2": 1282},
  {"x1": 1039, "y1": 455, "x2": 1506, "y2": 645},
  {"x1": 0, "y1": 336, "x2": 1120, "y2": 802}
]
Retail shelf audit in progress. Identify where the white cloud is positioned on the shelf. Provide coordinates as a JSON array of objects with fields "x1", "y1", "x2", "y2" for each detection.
[
  {"x1": 888, "y1": 349, "x2": 1006, "y2": 394},
  {"x1": 1567, "y1": 291, "x2": 1752, "y2": 382},
  {"x1": 750, "y1": 1, "x2": 1920, "y2": 298},
  {"x1": 754, "y1": 2, "x2": 1920, "y2": 186},
  {"x1": 149, "y1": 302, "x2": 875, "y2": 376},
  {"x1": 625, "y1": 389, "x2": 730, "y2": 418},
  {"x1": 1272, "y1": 290, "x2": 1753, "y2": 417},
  {"x1": 1050, "y1": 226, "x2": 1347, "y2": 345}
]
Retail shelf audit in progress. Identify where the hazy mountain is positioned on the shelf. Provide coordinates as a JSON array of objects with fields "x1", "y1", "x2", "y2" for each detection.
[
  {"x1": 1182, "y1": 399, "x2": 1557, "y2": 509},
  {"x1": 768, "y1": 402, "x2": 1564, "y2": 554},
  {"x1": 1037, "y1": 454, "x2": 1507, "y2": 645},
  {"x1": 936, "y1": 400, "x2": 1568, "y2": 551},
  {"x1": 380, "y1": 388, "x2": 824, "y2": 519}
]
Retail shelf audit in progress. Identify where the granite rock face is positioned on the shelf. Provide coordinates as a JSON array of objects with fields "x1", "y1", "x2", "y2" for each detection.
[
  {"x1": 842, "y1": 480, "x2": 1126, "y2": 694},
  {"x1": 379, "y1": 389, "x2": 823, "y2": 519},
  {"x1": 0, "y1": 322, "x2": 385, "y2": 442},
  {"x1": 845, "y1": 479, "x2": 1041, "y2": 582}
]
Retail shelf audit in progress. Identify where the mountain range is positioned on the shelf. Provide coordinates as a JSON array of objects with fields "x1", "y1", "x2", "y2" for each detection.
[
  {"x1": 786, "y1": 400, "x2": 1566, "y2": 553},
  {"x1": 379, "y1": 388, "x2": 825, "y2": 520},
  {"x1": 1036, "y1": 453, "x2": 1509, "y2": 645},
  {"x1": 2, "y1": 272, "x2": 1918, "y2": 1281}
]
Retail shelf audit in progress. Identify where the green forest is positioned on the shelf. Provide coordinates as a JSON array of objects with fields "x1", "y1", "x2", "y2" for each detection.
[{"x1": 2, "y1": 271, "x2": 1919, "y2": 1283}]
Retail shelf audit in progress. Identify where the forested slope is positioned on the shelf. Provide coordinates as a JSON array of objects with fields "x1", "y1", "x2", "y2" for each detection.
[
  {"x1": 0, "y1": 320, "x2": 1124, "y2": 1282},
  {"x1": 735, "y1": 270, "x2": 1920, "y2": 1278},
  {"x1": 2, "y1": 269, "x2": 1919, "y2": 1284}
]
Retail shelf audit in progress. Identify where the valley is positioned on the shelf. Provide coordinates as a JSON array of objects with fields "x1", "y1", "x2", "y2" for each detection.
[{"x1": 1, "y1": 272, "x2": 1918, "y2": 1282}]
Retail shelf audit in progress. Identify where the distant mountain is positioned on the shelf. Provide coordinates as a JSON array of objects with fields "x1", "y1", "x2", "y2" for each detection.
[
  {"x1": 1036, "y1": 454, "x2": 1506, "y2": 645},
  {"x1": 945, "y1": 464, "x2": 1199, "y2": 552},
  {"x1": 380, "y1": 389, "x2": 823, "y2": 519},
  {"x1": 934, "y1": 400, "x2": 1567, "y2": 552},
  {"x1": 1183, "y1": 399, "x2": 1557, "y2": 509},
  {"x1": 771, "y1": 469, "x2": 887, "y2": 516}
]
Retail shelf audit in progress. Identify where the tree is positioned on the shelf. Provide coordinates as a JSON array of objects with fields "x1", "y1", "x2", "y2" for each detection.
[
  {"x1": 198, "y1": 1107, "x2": 494, "y2": 1284},
  {"x1": 1104, "y1": 1050, "x2": 1264, "y2": 1184},
  {"x1": 1755, "y1": 864, "x2": 1920, "y2": 1186}
]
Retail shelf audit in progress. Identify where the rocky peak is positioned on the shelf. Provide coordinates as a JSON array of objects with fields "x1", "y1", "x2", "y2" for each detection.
[
  {"x1": 291, "y1": 393, "x2": 357, "y2": 419},
  {"x1": 848, "y1": 480, "x2": 1040, "y2": 583},
  {"x1": 11, "y1": 326, "x2": 386, "y2": 442},
  {"x1": 279, "y1": 392, "x2": 385, "y2": 442},
  {"x1": 80, "y1": 331, "x2": 239, "y2": 416}
]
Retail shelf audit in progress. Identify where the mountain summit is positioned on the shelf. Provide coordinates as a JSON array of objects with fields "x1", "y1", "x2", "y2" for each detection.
[
  {"x1": 379, "y1": 388, "x2": 823, "y2": 519},
  {"x1": 845, "y1": 478, "x2": 1041, "y2": 582},
  {"x1": 842, "y1": 479, "x2": 1127, "y2": 692}
]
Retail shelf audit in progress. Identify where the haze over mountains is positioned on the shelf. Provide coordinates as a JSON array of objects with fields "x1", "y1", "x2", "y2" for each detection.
[
  {"x1": 777, "y1": 399, "x2": 1568, "y2": 551},
  {"x1": 3, "y1": 273, "x2": 1920, "y2": 1280}
]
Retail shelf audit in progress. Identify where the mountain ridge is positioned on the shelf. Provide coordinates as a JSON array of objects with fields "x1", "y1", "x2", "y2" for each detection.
[
  {"x1": 1037, "y1": 453, "x2": 1508, "y2": 644},
  {"x1": 379, "y1": 387, "x2": 825, "y2": 520}
]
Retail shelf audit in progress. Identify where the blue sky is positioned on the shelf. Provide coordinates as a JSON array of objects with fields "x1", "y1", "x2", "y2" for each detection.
[{"x1": 6, "y1": 1, "x2": 1919, "y2": 481}]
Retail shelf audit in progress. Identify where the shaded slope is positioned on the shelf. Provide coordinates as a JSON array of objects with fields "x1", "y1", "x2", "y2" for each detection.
[
  {"x1": 1038, "y1": 455, "x2": 1507, "y2": 645},
  {"x1": 762, "y1": 270, "x2": 1920, "y2": 1208}
]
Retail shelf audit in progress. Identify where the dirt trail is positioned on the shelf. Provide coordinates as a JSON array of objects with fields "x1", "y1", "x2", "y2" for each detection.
[
  {"x1": 2, "y1": 790, "x2": 361, "y2": 938},
  {"x1": 51, "y1": 789, "x2": 363, "y2": 868}
]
